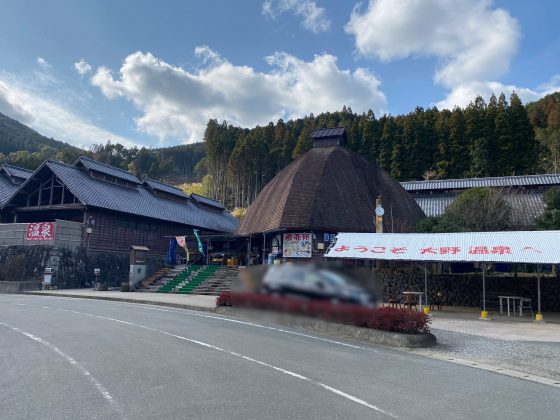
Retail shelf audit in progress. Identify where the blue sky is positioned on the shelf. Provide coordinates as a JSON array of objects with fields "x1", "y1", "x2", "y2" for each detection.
[{"x1": 0, "y1": 0, "x2": 558, "y2": 148}]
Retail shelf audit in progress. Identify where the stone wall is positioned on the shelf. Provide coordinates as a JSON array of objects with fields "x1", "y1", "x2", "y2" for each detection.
[
  {"x1": 380, "y1": 266, "x2": 560, "y2": 312},
  {"x1": 0, "y1": 220, "x2": 83, "y2": 249},
  {"x1": 0, "y1": 245, "x2": 164, "y2": 289}
]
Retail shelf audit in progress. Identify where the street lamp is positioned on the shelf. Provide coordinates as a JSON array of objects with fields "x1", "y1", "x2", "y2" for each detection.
[{"x1": 86, "y1": 216, "x2": 96, "y2": 249}]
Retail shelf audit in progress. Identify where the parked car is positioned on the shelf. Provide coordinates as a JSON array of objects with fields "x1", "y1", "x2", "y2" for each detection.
[{"x1": 261, "y1": 265, "x2": 374, "y2": 305}]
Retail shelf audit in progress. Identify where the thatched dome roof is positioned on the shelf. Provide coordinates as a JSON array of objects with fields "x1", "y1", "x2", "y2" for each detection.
[{"x1": 237, "y1": 146, "x2": 425, "y2": 235}]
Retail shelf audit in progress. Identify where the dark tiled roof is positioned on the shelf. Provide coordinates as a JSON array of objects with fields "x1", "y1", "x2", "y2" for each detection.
[
  {"x1": 310, "y1": 127, "x2": 346, "y2": 139},
  {"x1": 75, "y1": 156, "x2": 141, "y2": 184},
  {"x1": 413, "y1": 192, "x2": 545, "y2": 226},
  {"x1": 1, "y1": 164, "x2": 33, "y2": 180},
  {"x1": 190, "y1": 193, "x2": 226, "y2": 210},
  {"x1": 0, "y1": 173, "x2": 19, "y2": 207},
  {"x1": 143, "y1": 178, "x2": 188, "y2": 199},
  {"x1": 37, "y1": 160, "x2": 237, "y2": 233},
  {"x1": 401, "y1": 174, "x2": 560, "y2": 191},
  {"x1": 237, "y1": 146, "x2": 425, "y2": 235}
]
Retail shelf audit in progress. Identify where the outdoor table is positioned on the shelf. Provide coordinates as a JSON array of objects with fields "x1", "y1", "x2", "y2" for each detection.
[
  {"x1": 403, "y1": 291, "x2": 423, "y2": 310},
  {"x1": 498, "y1": 296, "x2": 523, "y2": 317}
]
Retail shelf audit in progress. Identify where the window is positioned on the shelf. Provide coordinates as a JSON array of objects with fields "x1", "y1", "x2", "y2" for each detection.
[{"x1": 116, "y1": 220, "x2": 128, "y2": 229}]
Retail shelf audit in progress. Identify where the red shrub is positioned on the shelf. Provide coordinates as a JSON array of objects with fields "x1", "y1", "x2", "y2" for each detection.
[
  {"x1": 216, "y1": 292, "x2": 430, "y2": 334},
  {"x1": 366, "y1": 307, "x2": 430, "y2": 334},
  {"x1": 215, "y1": 291, "x2": 232, "y2": 307}
]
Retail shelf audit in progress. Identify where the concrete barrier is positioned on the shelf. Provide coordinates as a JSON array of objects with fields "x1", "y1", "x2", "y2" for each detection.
[
  {"x1": 0, "y1": 281, "x2": 42, "y2": 293},
  {"x1": 216, "y1": 307, "x2": 437, "y2": 348}
]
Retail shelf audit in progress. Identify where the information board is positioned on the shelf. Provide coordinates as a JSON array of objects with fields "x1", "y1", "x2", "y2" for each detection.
[{"x1": 283, "y1": 233, "x2": 312, "y2": 258}]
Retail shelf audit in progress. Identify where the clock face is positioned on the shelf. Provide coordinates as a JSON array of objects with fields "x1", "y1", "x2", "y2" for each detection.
[{"x1": 375, "y1": 207, "x2": 385, "y2": 217}]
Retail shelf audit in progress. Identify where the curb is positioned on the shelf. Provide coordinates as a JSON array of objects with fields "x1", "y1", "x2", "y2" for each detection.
[
  {"x1": 24, "y1": 291, "x2": 217, "y2": 314},
  {"x1": 25, "y1": 291, "x2": 435, "y2": 348},
  {"x1": 409, "y1": 350, "x2": 560, "y2": 389},
  {"x1": 216, "y1": 307, "x2": 437, "y2": 348}
]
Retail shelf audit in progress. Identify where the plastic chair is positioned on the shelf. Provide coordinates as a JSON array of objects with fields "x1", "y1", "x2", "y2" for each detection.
[
  {"x1": 430, "y1": 292, "x2": 443, "y2": 312},
  {"x1": 388, "y1": 294, "x2": 401, "y2": 309},
  {"x1": 404, "y1": 294, "x2": 418, "y2": 311},
  {"x1": 518, "y1": 298, "x2": 533, "y2": 317}
]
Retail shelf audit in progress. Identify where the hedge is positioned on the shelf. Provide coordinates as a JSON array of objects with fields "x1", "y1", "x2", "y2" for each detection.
[{"x1": 216, "y1": 292, "x2": 430, "y2": 334}]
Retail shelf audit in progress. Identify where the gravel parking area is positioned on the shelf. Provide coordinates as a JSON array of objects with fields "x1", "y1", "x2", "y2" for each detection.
[{"x1": 421, "y1": 329, "x2": 560, "y2": 381}]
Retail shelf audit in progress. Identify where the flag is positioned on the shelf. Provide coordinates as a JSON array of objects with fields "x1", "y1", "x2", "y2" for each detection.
[
  {"x1": 193, "y1": 229, "x2": 205, "y2": 257},
  {"x1": 176, "y1": 236, "x2": 189, "y2": 263}
]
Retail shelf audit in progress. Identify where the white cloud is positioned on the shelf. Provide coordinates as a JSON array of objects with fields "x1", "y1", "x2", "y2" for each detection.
[
  {"x1": 91, "y1": 48, "x2": 386, "y2": 144},
  {"x1": 435, "y1": 77, "x2": 560, "y2": 110},
  {"x1": 36, "y1": 56, "x2": 52, "y2": 69},
  {"x1": 74, "y1": 58, "x2": 92, "y2": 76},
  {"x1": 344, "y1": 0, "x2": 547, "y2": 108},
  {"x1": 346, "y1": 0, "x2": 519, "y2": 87},
  {"x1": 262, "y1": 0, "x2": 331, "y2": 33},
  {"x1": 0, "y1": 73, "x2": 137, "y2": 149}
]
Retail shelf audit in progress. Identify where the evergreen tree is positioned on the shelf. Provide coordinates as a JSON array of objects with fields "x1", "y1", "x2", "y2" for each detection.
[
  {"x1": 494, "y1": 93, "x2": 512, "y2": 175},
  {"x1": 378, "y1": 117, "x2": 395, "y2": 171},
  {"x1": 508, "y1": 92, "x2": 539, "y2": 174}
]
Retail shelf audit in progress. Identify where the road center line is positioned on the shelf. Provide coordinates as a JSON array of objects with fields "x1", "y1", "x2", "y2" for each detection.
[
  {"x1": 49, "y1": 306, "x2": 396, "y2": 418},
  {"x1": 0, "y1": 321, "x2": 126, "y2": 419}
]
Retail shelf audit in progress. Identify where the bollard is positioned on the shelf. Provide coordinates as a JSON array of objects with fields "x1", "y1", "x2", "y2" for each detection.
[{"x1": 535, "y1": 313, "x2": 544, "y2": 322}]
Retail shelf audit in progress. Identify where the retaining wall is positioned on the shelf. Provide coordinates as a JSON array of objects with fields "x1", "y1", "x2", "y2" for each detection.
[
  {"x1": 0, "y1": 220, "x2": 83, "y2": 249},
  {"x1": 0, "y1": 245, "x2": 163, "y2": 289},
  {"x1": 380, "y1": 267, "x2": 560, "y2": 311}
]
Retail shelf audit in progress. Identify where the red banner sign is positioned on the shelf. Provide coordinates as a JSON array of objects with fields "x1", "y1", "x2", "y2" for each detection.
[{"x1": 26, "y1": 222, "x2": 55, "y2": 241}]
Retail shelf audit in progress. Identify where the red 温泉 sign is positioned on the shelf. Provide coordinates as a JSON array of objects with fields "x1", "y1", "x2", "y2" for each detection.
[{"x1": 26, "y1": 222, "x2": 55, "y2": 241}]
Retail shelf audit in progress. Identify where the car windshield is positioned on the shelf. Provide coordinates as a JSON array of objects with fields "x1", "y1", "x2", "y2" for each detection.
[{"x1": 318, "y1": 270, "x2": 347, "y2": 287}]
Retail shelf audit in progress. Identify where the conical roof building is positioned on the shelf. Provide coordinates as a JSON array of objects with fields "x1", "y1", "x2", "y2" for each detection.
[{"x1": 238, "y1": 128, "x2": 424, "y2": 236}]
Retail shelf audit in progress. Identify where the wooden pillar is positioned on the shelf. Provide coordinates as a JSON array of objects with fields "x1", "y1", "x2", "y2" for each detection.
[{"x1": 375, "y1": 195, "x2": 384, "y2": 269}]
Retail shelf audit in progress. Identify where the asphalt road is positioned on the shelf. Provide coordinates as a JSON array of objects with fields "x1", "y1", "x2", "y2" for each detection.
[{"x1": 1, "y1": 295, "x2": 559, "y2": 420}]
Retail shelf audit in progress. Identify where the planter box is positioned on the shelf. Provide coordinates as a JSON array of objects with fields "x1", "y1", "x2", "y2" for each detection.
[
  {"x1": 96, "y1": 282, "x2": 108, "y2": 291},
  {"x1": 216, "y1": 306, "x2": 436, "y2": 348}
]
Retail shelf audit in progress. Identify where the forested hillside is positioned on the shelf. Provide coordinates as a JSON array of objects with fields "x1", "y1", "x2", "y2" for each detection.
[
  {"x1": 0, "y1": 111, "x2": 204, "y2": 182},
  {"x1": 0, "y1": 112, "x2": 71, "y2": 154},
  {"x1": 205, "y1": 92, "x2": 559, "y2": 209},
  {"x1": 1, "y1": 91, "x2": 559, "y2": 210}
]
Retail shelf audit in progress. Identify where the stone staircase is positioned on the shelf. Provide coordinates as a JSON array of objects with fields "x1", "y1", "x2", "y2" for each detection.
[
  {"x1": 136, "y1": 267, "x2": 172, "y2": 292},
  {"x1": 175, "y1": 265, "x2": 221, "y2": 294},
  {"x1": 191, "y1": 266, "x2": 240, "y2": 295},
  {"x1": 157, "y1": 265, "x2": 201, "y2": 293}
]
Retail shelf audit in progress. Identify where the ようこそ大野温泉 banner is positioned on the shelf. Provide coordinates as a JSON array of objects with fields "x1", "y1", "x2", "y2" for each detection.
[{"x1": 325, "y1": 231, "x2": 560, "y2": 264}]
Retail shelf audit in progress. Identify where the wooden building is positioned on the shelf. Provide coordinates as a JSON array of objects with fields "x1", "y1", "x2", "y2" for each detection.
[
  {"x1": 237, "y1": 128, "x2": 425, "y2": 262},
  {"x1": 0, "y1": 164, "x2": 33, "y2": 212},
  {"x1": 1, "y1": 157, "x2": 238, "y2": 255},
  {"x1": 400, "y1": 174, "x2": 560, "y2": 228}
]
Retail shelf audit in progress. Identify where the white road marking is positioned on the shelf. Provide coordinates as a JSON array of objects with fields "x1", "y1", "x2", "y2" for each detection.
[
  {"x1": 122, "y1": 303, "x2": 371, "y2": 351},
  {"x1": 9, "y1": 297, "x2": 373, "y2": 351},
  {"x1": 49, "y1": 307, "x2": 396, "y2": 418},
  {"x1": 0, "y1": 322, "x2": 126, "y2": 419}
]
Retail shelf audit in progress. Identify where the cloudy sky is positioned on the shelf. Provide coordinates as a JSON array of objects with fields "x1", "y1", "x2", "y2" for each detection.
[{"x1": 0, "y1": 0, "x2": 558, "y2": 148}]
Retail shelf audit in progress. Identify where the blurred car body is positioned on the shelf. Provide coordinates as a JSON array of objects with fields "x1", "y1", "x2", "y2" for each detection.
[{"x1": 261, "y1": 265, "x2": 374, "y2": 305}]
